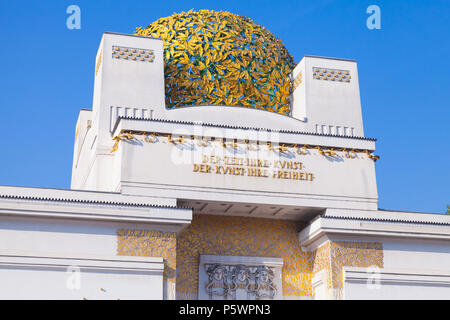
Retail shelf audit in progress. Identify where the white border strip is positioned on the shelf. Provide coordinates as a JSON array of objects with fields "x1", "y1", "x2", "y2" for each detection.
[
  {"x1": 344, "y1": 267, "x2": 450, "y2": 286},
  {"x1": 0, "y1": 253, "x2": 164, "y2": 274}
]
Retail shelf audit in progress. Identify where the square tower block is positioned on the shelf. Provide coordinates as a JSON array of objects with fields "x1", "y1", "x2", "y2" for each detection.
[
  {"x1": 291, "y1": 56, "x2": 365, "y2": 137},
  {"x1": 92, "y1": 32, "x2": 165, "y2": 146},
  {"x1": 72, "y1": 32, "x2": 165, "y2": 191}
]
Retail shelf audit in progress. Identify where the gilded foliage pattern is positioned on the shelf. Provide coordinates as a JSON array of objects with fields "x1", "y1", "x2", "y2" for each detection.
[
  {"x1": 176, "y1": 214, "x2": 314, "y2": 298},
  {"x1": 330, "y1": 241, "x2": 383, "y2": 289},
  {"x1": 312, "y1": 241, "x2": 332, "y2": 288},
  {"x1": 136, "y1": 9, "x2": 295, "y2": 115},
  {"x1": 312, "y1": 241, "x2": 383, "y2": 289},
  {"x1": 117, "y1": 229, "x2": 177, "y2": 281}
]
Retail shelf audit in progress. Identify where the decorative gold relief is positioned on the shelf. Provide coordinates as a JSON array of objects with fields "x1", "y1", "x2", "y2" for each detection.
[
  {"x1": 323, "y1": 148, "x2": 337, "y2": 156},
  {"x1": 365, "y1": 150, "x2": 380, "y2": 162},
  {"x1": 246, "y1": 140, "x2": 259, "y2": 151},
  {"x1": 313, "y1": 67, "x2": 351, "y2": 82},
  {"x1": 95, "y1": 50, "x2": 102, "y2": 76},
  {"x1": 296, "y1": 145, "x2": 309, "y2": 155},
  {"x1": 74, "y1": 125, "x2": 79, "y2": 142},
  {"x1": 176, "y1": 215, "x2": 314, "y2": 299},
  {"x1": 312, "y1": 241, "x2": 383, "y2": 290},
  {"x1": 292, "y1": 71, "x2": 302, "y2": 91},
  {"x1": 117, "y1": 229, "x2": 177, "y2": 281},
  {"x1": 196, "y1": 137, "x2": 209, "y2": 147},
  {"x1": 144, "y1": 133, "x2": 158, "y2": 143},
  {"x1": 222, "y1": 139, "x2": 239, "y2": 149},
  {"x1": 110, "y1": 132, "x2": 135, "y2": 153},
  {"x1": 312, "y1": 241, "x2": 332, "y2": 288},
  {"x1": 167, "y1": 134, "x2": 185, "y2": 144},
  {"x1": 314, "y1": 146, "x2": 336, "y2": 157},
  {"x1": 136, "y1": 9, "x2": 295, "y2": 115},
  {"x1": 343, "y1": 148, "x2": 357, "y2": 159},
  {"x1": 112, "y1": 45, "x2": 155, "y2": 63},
  {"x1": 269, "y1": 143, "x2": 288, "y2": 153},
  {"x1": 110, "y1": 129, "x2": 380, "y2": 162},
  {"x1": 330, "y1": 241, "x2": 383, "y2": 289},
  {"x1": 117, "y1": 222, "x2": 383, "y2": 299}
]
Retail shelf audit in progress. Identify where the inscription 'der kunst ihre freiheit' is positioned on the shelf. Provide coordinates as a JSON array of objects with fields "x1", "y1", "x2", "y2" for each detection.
[{"x1": 193, "y1": 155, "x2": 315, "y2": 181}]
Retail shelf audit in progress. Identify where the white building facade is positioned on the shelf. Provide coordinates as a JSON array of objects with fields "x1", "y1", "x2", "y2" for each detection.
[{"x1": 0, "y1": 32, "x2": 449, "y2": 300}]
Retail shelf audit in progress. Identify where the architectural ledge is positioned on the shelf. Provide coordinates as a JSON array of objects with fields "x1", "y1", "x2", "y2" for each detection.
[
  {"x1": 0, "y1": 253, "x2": 164, "y2": 274},
  {"x1": 299, "y1": 209, "x2": 450, "y2": 251},
  {"x1": 0, "y1": 185, "x2": 192, "y2": 228},
  {"x1": 112, "y1": 117, "x2": 376, "y2": 151},
  {"x1": 0, "y1": 185, "x2": 177, "y2": 207},
  {"x1": 325, "y1": 208, "x2": 450, "y2": 225},
  {"x1": 344, "y1": 267, "x2": 450, "y2": 286},
  {"x1": 113, "y1": 115, "x2": 376, "y2": 141}
]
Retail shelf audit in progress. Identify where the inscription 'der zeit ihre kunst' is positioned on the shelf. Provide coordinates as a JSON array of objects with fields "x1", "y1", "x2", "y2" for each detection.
[{"x1": 193, "y1": 155, "x2": 315, "y2": 181}]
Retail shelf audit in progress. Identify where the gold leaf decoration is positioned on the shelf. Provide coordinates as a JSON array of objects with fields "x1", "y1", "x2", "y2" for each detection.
[{"x1": 136, "y1": 9, "x2": 296, "y2": 115}]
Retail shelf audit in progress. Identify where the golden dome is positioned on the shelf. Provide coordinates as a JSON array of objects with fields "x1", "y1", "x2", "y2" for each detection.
[{"x1": 136, "y1": 9, "x2": 295, "y2": 115}]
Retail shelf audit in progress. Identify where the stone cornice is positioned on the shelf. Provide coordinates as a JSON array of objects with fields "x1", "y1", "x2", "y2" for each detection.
[
  {"x1": 0, "y1": 253, "x2": 164, "y2": 274},
  {"x1": 112, "y1": 117, "x2": 377, "y2": 152},
  {"x1": 113, "y1": 116, "x2": 377, "y2": 142},
  {"x1": 0, "y1": 186, "x2": 192, "y2": 228},
  {"x1": 343, "y1": 266, "x2": 450, "y2": 286},
  {"x1": 299, "y1": 209, "x2": 450, "y2": 251}
]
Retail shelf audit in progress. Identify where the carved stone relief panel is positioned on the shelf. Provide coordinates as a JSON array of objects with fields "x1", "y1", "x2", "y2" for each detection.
[{"x1": 198, "y1": 255, "x2": 283, "y2": 300}]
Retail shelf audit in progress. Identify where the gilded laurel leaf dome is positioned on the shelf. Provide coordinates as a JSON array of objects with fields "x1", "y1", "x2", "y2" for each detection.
[{"x1": 136, "y1": 9, "x2": 295, "y2": 115}]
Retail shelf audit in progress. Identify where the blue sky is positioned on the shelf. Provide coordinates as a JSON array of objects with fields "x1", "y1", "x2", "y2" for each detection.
[{"x1": 0, "y1": 0, "x2": 448, "y2": 213}]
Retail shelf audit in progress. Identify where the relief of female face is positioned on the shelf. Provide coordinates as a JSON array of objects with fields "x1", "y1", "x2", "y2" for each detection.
[
  {"x1": 237, "y1": 269, "x2": 247, "y2": 282},
  {"x1": 213, "y1": 267, "x2": 224, "y2": 281},
  {"x1": 259, "y1": 270, "x2": 269, "y2": 283}
]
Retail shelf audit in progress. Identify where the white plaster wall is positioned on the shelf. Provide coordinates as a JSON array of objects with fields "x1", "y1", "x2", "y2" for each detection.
[
  {"x1": 0, "y1": 255, "x2": 163, "y2": 300},
  {"x1": 343, "y1": 267, "x2": 450, "y2": 300},
  {"x1": 161, "y1": 105, "x2": 308, "y2": 132},
  {"x1": 291, "y1": 58, "x2": 306, "y2": 121},
  {"x1": 344, "y1": 281, "x2": 450, "y2": 300},
  {"x1": 383, "y1": 239, "x2": 450, "y2": 270},
  {"x1": 0, "y1": 216, "x2": 118, "y2": 257},
  {"x1": 0, "y1": 187, "x2": 192, "y2": 300},
  {"x1": 71, "y1": 110, "x2": 95, "y2": 190},
  {"x1": 311, "y1": 269, "x2": 329, "y2": 300},
  {"x1": 0, "y1": 210, "x2": 187, "y2": 300}
]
